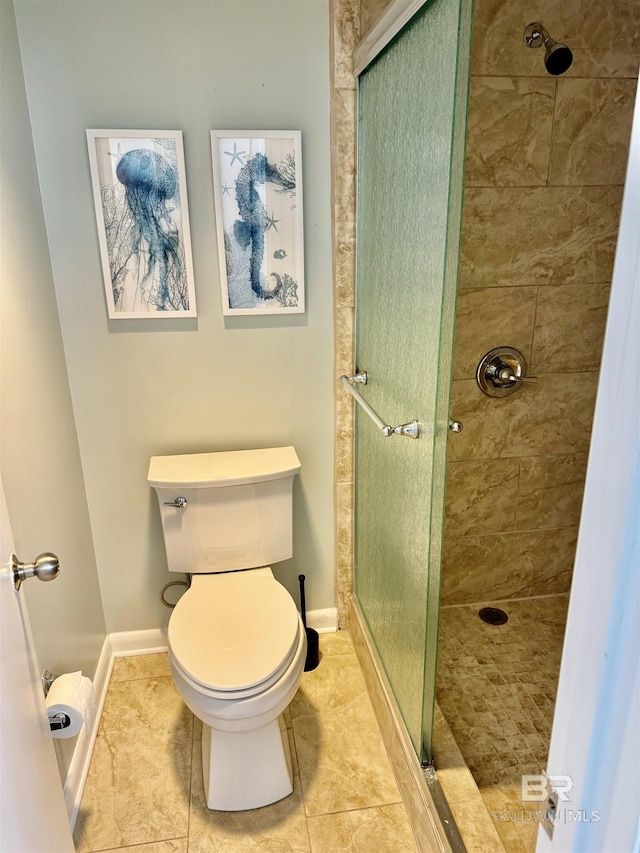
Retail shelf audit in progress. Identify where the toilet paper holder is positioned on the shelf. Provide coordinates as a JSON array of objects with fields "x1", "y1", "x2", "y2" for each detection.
[
  {"x1": 49, "y1": 712, "x2": 72, "y2": 732},
  {"x1": 43, "y1": 669, "x2": 95, "y2": 739},
  {"x1": 42, "y1": 669, "x2": 72, "y2": 732}
]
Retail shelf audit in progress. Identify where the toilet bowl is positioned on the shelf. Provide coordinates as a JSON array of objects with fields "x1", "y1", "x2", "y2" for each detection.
[
  {"x1": 168, "y1": 571, "x2": 306, "y2": 810},
  {"x1": 148, "y1": 446, "x2": 305, "y2": 811}
]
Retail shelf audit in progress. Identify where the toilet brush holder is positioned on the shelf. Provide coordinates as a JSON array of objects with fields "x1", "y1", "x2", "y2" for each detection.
[{"x1": 298, "y1": 574, "x2": 320, "y2": 671}]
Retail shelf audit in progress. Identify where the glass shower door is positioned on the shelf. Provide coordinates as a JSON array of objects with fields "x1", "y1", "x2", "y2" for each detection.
[{"x1": 354, "y1": 0, "x2": 472, "y2": 761}]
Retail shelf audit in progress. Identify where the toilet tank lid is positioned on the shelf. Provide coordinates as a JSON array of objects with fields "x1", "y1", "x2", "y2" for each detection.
[{"x1": 147, "y1": 446, "x2": 301, "y2": 488}]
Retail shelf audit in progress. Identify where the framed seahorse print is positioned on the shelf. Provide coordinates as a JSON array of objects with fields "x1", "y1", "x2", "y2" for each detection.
[{"x1": 211, "y1": 130, "x2": 305, "y2": 315}]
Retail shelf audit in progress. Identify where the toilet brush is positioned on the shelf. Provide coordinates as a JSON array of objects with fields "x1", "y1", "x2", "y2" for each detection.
[{"x1": 298, "y1": 574, "x2": 320, "y2": 671}]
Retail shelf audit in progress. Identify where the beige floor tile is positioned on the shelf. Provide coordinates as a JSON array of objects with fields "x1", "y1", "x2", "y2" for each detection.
[
  {"x1": 307, "y1": 804, "x2": 418, "y2": 852},
  {"x1": 292, "y1": 654, "x2": 401, "y2": 816},
  {"x1": 493, "y1": 819, "x2": 529, "y2": 853},
  {"x1": 74, "y1": 677, "x2": 192, "y2": 852},
  {"x1": 291, "y1": 649, "x2": 368, "y2": 718},
  {"x1": 97, "y1": 841, "x2": 188, "y2": 853},
  {"x1": 110, "y1": 653, "x2": 171, "y2": 682},
  {"x1": 77, "y1": 634, "x2": 432, "y2": 853},
  {"x1": 513, "y1": 817, "x2": 542, "y2": 850},
  {"x1": 188, "y1": 727, "x2": 311, "y2": 853},
  {"x1": 448, "y1": 799, "x2": 506, "y2": 853},
  {"x1": 318, "y1": 628, "x2": 354, "y2": 656}
]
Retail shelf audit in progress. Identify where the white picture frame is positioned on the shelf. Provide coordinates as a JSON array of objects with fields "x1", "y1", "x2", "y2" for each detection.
[
  {"x1": 211, "y1": 130, "x2": 305, "y2": 315},
  {"x1": 86, "y1": 129, "x2": 197, "y2": 319}
]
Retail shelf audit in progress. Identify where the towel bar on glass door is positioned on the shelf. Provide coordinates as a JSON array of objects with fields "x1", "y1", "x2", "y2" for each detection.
[{"x1": 340, "y1": 374, "x2": 419, "y2": 439}]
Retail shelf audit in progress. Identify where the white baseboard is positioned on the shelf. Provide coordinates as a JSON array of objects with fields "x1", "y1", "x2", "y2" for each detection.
[
  {"x1": 110, "y1": 627, "x2": 168, "y2": 656},
  {"x1": 64, "y1": 635, "x2": 113, "y2": 829},
  {"x1": 63, "y1": 628, "x2": 168, "y2": 828},
  {"x1": 306, "y1": 607, "x2": 337, "y2": 633}
]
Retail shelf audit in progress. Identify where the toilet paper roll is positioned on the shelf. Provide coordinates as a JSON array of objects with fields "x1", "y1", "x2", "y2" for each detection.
[{"x1": 45, "y1": 671, "x2": 96, "y2": 739}]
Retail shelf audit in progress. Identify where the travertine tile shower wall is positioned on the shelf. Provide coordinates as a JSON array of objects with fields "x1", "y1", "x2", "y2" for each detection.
[
  {"x1": 333, "y1": 0, "x2": 638, "y2": 617},
  {"x1": 442, "y1": 0, "x2": 638, "y2": 605},
  {"x1": 331, "y1": 0, "x2": 361, "y2": 628}
]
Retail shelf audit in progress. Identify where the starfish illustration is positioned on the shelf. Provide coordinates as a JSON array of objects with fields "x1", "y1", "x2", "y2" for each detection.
[
  {"x1": 224, "y1": 143, "x2": 246, "y2": 166},
  {"x1": 221, "y1": 183, "x2": 232, "y2": 196},
  {"x1": 266, "y1": 212, "x2": 280, "y2": 232}
]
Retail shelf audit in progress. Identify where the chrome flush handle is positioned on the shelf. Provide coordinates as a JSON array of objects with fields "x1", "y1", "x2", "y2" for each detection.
[{"x1": 164, "y1": 497, "x2": 188, "y2": 509}]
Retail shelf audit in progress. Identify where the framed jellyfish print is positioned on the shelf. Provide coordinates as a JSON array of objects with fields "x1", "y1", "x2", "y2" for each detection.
[
  {"x1": 211, "y1": 130, "x2": 305, "y2": 315},
  {"x1": 86, "y1": 129, "x2": 197, "y2": 319}
]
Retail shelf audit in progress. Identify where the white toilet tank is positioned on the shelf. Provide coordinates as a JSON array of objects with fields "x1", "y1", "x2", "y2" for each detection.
[{"x1": 147, "y1": 447, "x2": 301, "y2": 574}]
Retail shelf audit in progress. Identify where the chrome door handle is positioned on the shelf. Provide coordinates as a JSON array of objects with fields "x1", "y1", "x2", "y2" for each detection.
[{"x1": 12, "y1": 552, "x2": 60, "y2": 591}]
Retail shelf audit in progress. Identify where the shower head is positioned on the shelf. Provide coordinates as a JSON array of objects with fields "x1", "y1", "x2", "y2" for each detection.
[{"x1": 524, "y1": 22, "x2": 573, "y2": 76}]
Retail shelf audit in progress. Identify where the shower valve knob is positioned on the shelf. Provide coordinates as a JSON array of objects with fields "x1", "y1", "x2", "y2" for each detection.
[
  {"x1": 496, "y1": 367, "x2": 538, "y2": 385},
  {"x1": 477, "y1": 347, "x2": 538, "y2": 397}
]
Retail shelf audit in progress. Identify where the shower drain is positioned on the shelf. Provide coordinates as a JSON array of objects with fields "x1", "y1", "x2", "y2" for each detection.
[{"x1": 479, "y1": 607, "x2": 508, "y2": 625}]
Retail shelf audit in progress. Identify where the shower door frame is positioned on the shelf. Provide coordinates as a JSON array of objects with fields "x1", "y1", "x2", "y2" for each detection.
[{"x1": 352, "y1": 0, "x2": 473, "y2": 763}]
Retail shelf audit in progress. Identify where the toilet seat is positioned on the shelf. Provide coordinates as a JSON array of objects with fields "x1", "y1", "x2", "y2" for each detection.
[{"x1": 168, "y1": 571, "x2": 301, "y2": 700}]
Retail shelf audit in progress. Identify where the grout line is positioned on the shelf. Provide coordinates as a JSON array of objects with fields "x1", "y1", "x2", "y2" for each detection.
[
  {"x1": 96, "y1": 838, "x2": 189, "y2": 852},
  {"x1": 546, "y1": 77, "x2": 559, "y2": 187},
  {"x1": 528, "y1": 283, "x2": 540, "y2": 375},
  {"x1": 469, "y1": 73, "x2": 639, "y2": 81},
  {"x1": 305, "y1": 800, "x2": 404, "y2": 820},
  {"x1": 185, "y1": 709, "x2": 195, "y2": 851},
  {"x1": 444, "y1": 522, "x2": 580, "y2": 540},
  {"x1": 98, "y1": 839, "x2": 188, "y2": 852},
  {"x1": 514, "y1": 455, "x2": 524, "y2": 533},
  {"x1": 464, "y1": 180, "x2": 626, "y2": 189},
  {"x1": 109, "y1": 673, "x2": 171, "y2": 685},
  {"x1": 440, "y1": 591, "x2": 570, "y2": 609}
]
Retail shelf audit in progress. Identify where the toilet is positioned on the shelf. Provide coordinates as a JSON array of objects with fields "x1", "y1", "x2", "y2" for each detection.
[{"x1": 147, "y1": 446, "x2": 306, "y2": 811}]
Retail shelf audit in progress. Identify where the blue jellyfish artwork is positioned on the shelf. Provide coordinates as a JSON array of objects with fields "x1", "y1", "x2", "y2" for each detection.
[
  {"x1": 213, "y1": 132, "x2": 305, "y2": 315},
  {"x1": 89, "y1": 133, "x2": 195, "y2": 317}
]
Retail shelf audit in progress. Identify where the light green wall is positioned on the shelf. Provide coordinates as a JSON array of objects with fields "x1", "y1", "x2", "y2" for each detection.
[
  {"x1": 1, "y1": 0, "x2": 107, "y2": 778},
  {"x1": 14, "y1": 0, "x2": 333, "y2": 633}
]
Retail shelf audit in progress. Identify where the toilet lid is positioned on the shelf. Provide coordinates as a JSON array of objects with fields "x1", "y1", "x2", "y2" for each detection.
[{"x1": 168, "y1": 573, "x2": 301, "y2": 694}]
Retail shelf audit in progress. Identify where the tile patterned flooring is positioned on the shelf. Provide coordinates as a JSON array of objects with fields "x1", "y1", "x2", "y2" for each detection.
[
  {"x1": 74, "y1": 631, "x2": 419, "y2": 853},
  {"x1": 436, "y1": 594, "x2": 570, "y2": 853}
]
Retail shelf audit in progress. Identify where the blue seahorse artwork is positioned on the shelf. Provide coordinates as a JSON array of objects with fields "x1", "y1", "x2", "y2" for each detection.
[
  {"x1": 88, "y1": 132, "x2": 196, "y2": 318},
  {"x1": 213, "y1": 133, "x2": 305, "y2": 315}
]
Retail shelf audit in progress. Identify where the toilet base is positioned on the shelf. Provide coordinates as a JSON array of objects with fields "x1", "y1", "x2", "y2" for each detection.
[{"x1": 202, "y1": 713, "x2": 293, "y2": 811}]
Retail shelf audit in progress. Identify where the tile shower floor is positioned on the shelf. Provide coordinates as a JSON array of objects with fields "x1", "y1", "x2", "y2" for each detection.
[
  {"x1": 436, "y1": 594, "x2": 570, "y2": 853},
  {"x1": 74, "y1": 631, "x2": 419, "y2": 853}
]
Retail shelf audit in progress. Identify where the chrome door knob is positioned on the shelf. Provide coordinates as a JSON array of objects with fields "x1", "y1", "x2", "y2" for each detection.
[{"x1": 12, "y1": 552, "x2": 60, "y2": 591}]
